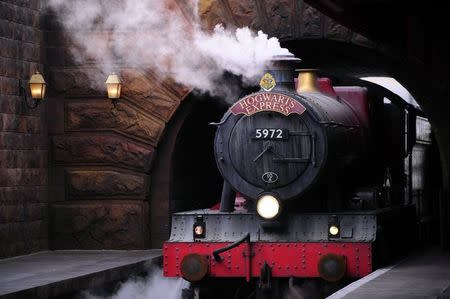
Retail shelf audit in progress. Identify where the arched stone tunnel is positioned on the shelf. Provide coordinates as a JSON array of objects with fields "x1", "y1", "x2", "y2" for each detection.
[
  {"x1": 49, "y1": 0, "x2": 450, "y2": 249},
  {"x1": 46, "y1": 0, "x2": 397, "y2": 249},
  {"x1": 2, "y1": 0, "x2": 447, "y2": 256}
]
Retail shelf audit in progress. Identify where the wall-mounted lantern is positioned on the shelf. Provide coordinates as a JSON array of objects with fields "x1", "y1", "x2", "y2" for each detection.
[
  {"x1": 21, "y1": 72, "x2": 47, "y2": 109},
  {"x1": 105, "y1": 73, "x2": 122, "y2": 107}
]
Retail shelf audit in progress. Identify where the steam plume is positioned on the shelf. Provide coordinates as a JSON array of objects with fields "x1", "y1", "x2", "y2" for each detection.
[
  {"x1": 83, "y1": 268, "x2": 189, "y2": 299},
  {"x1": 47, "y1": 0, "x2": 291, "y2": 95}
]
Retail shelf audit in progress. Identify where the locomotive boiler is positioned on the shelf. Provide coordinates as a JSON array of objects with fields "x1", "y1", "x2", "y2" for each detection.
[{"x1": 163, "y1": 54, "x2": 430, "y2": 298}]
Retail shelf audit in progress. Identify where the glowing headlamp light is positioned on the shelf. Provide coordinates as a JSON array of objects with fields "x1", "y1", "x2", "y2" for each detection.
[
  {"x1": 329, "y1": 225, "x2": 339, "y2": 236},
  {"x1": 256, "y1": 194, "x2": 280, "y2": 219},
  {"x1": 328, "y1": 216, "x2": 340, "y2": 238},
  {"x1": 194, "y1": 225, "x2": 204, "y2": 236},
  {"x1": 193, "y1": 216, "x2": 205, "y2": 239}
]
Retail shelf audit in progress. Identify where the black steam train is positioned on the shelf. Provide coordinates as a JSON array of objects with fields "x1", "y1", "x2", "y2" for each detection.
[{"x1": 164, "y1": 54, "x2": 432, "y2": 298}]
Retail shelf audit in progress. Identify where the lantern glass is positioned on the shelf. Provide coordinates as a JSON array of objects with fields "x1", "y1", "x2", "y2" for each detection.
[
  {"x1": 106, "y1": 83, "x2": 121, "y2": 99},
  {"x1": 105, "y1": 73, "x2": 122, "y2": 99},
  {"x1": 28, "y1": 72, "x2": 46, "y2": 100},
  {"x1": 29, "y1": 83, "x2": 46, "y2": 100}
]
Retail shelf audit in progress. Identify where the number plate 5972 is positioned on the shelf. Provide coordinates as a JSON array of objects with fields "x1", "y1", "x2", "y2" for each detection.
[{"x1": 253, "y1": 128, "x2": 288, "y2": 139}]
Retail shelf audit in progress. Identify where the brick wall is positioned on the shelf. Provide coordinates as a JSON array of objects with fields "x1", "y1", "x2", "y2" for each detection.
[{"x1": 0, "y1": 0, "x2": 48, "y2": 258}]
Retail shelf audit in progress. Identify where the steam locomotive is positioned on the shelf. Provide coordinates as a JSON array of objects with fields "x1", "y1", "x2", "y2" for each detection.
[{"x1": 163, "y1": 54, "x2": 432, "y2": 298}]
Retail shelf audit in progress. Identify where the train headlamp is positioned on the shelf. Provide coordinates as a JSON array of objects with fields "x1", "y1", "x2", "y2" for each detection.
[
  {"x1": 329, "y1": 225, "x2": 339, "y2": 236},
  {"x1": 328, "y1": 216, "x2": 340, "y2": 238},
  {"x1": 193, "y1": 216, "x2": 205, "y2": 239},
  {"x1": 256, "y1": 194, "x2": 280, "y2": 219},
  {"x1": 194, "y1": 225, "x2": 204, "y2": 236}
]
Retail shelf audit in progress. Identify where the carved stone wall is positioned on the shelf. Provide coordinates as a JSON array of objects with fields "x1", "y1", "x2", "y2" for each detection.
[
  {"x1": 45, "y1": 2, "x2": 190, "y2": 248},
  {"x1": 46, "y1": 66, "x2": 189, "y2": 248},
  {"x1": 198, "y1": 0, "x2": 375, "y2": 48}
]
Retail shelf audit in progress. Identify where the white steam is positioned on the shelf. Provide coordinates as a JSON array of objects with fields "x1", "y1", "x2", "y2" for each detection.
[
  {"x1": 47, "y1": 0, "x2": 290, "y2": 94},
  {"x1": 83, "y1": 269, "x2": 189, "y2": 299}
]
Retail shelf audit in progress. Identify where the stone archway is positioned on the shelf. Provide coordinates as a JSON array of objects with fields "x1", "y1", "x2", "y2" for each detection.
[
  {"x1": 48, "y1": 67, "x2": 190, "y2": 249},
  {"x1": 149, "y1": 93, "x2": 228, "y2": 247},
  {"x1": 198, "y1": 0, "x2": 376, "y2": 49},
  {"x1": 47, "y1": 0, "x2": 402, "y2": 250}
]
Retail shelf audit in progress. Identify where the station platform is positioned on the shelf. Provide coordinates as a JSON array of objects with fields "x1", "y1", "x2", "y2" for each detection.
[
  {"x1": 327, "y1": 248, "x2": 450, "y2": 299},
  {"x1": 0, "y1": 250, "x2": 162, "y2": 299}
]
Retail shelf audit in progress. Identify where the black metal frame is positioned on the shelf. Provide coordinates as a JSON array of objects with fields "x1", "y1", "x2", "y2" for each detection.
[
  {"x1": 193, "y1": 215, "x2": 206, "y2": 239},
  {"x1": 19, "y1": 80, "x2": 41, "y2": 109},
  {"x1": 110, "y1": 98, "x2": 119, "y2": 108}
]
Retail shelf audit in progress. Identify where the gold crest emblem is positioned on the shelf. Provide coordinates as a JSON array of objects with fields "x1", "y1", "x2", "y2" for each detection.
[{"x1": 259, "y1": 73, "x2": 276, "y2": 91}]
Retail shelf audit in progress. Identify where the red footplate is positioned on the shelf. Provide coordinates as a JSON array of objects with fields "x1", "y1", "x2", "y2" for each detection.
[{"x1": 164, "y1": 242, "x2": 372, "y2": 279}]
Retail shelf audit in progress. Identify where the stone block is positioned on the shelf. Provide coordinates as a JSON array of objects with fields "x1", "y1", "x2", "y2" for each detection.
[
  {"x1": 301, "y1": 3, "x2": 322, "y2": 38},
  {"x1": 51, "y1": 201, "x2": 149, "y2": 249},
  {"x1": 0, "y1": 168, "x2": 47, "y2": 187},
  {"x1": 0, "y1": 113, "x2": 43, "y2": 133},
  {"x1": 0, "y1": 95, "x2": 41, "y2": 116},
  {"x1": 0, "y1": 220, "x2": 46, "y2": 257},
  {"x1": 0, "y1": 132, "x2": 47, "y2": 150},
  {"x1": 0, "y1": 186, "x2": 48, "y2": 204},
  {"x1": 17, "y1": 23, "x2": 43, "y2": 45},
  {"x1": 67, "y1": 170, "x2": 148, "y2": 198},
  {"x1": 65, "y1": 101, "x2": 165, "y2": 145},
  {"x1": 0, "y1": 76, "x2": 20, "y2": 96},
  {"x1": 199, "y1": 0, "x2": 231, "y2": 30},
  {"x1": 0, "y1": 19, "x2": 15, "y2": 39},
  {"x1": 0, "y1": 149, "x2": 47, "y2": 168},
  {"x1": 53, "y1": 134, "x2": 154, "y2": 172},
  {"x1": 0, "y1": 37, "x2": 19, "y2": 59},
  {"x1": 0, "y1": 2, "x2": 16, "y2": 23},
  {"x1": 351, "y1": 33, "x2": 376, "y2": 48},
  {"x1": 121, "y1": 69, "x2": 183, "y2": 121},
  {"x1": 3, "y1": 202, "x2": 43, "y2": 225},
  {"x1": 265, "y1": 0, "x2": 293, "y2": 39},
  {"x1": 3, "y1": 58, "x2": 20, "y2": 78},
  {"x1": 22, "y1": 42, "x2": 41, "y2": 62},
  {"x1": 0, "y1": 205, "x2": 25, "y2": 223},
  {"x1": 26, "y1": 203, "x2": 46, "y2": 221},
  {"x1": 49, "y1": 67, "x2": 186, "y2": 120},
  {"x1": 49, "y1": 67, "x2": 100, "y2": 94},
  {"x1": 230, "y1": 0, "x2": 260, "y2": 29},
  {"x1": 11, "y1": 4, "x2": 40, "y2": 27},
  {"x1": 324, "y1": 17, "x2": 351, "y2": 42}
]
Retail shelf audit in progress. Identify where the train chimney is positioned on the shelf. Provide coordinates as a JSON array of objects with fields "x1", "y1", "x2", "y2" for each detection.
[
  {"x1": 296, "y1": 69, "x2": 319, "y2": 93},
  {"x1": 263, "y1": 54, "x2": 301, "y2": 91}
]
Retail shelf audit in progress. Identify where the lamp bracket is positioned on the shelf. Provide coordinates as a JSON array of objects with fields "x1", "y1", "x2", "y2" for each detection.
[{"x1": 19, "y1": 79, "x2": 41, "y2": 109}]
